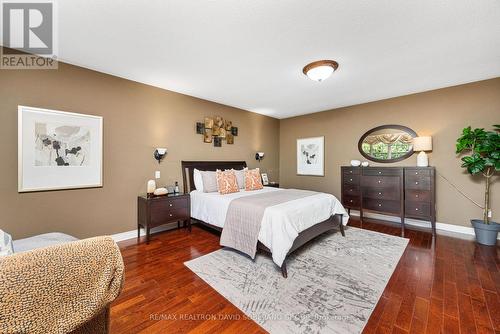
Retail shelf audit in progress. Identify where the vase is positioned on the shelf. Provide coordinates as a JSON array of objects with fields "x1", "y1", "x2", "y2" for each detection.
[{"x1": 471, "y1": 219, "x2": 500, "y2": 246}]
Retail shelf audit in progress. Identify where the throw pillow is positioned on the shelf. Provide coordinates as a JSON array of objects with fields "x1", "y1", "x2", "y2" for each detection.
[
  {"x1": 0, "y1": 230, "x2": 14, "y2": 256},
  {"x1": 245, "y1": 168, "x2": 264, "y2": 191},
  {"x1": 216, "y1": 170, "x2": 240, "y2": 195},
  {"x1": 193, "y1": 168, "x2": 204, "y2": 192},
  {"x1": 200, "y1": 170, "x2": 218, "y2": 193},
  {"x1": 231, "y1": 168, "x2": 247, "y2": 189}
]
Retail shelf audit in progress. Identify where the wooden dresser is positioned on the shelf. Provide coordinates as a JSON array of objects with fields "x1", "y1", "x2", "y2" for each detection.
[
  {"x1": 341, "y1": 166, "x2": 436, "y2": 234},
  {"x1": 137, "y1": 193, "x2": 191, "y2": 244}
]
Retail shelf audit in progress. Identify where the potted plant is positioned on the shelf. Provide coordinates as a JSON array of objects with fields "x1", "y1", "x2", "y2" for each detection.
[{"x1": 456, "y1": 125, "x2": 500, "y2": 246}]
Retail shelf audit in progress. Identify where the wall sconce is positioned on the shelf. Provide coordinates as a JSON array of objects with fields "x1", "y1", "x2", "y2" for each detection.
[
  {"x1": 154, "y1": 148, "x2": 167, "y2": 164},
  {"x1": 255, "y1": 152, "x2": 265, "y2": 162}
]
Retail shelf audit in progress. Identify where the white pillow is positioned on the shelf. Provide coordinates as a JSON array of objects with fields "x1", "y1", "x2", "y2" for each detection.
[
  {"x1": 0, "y1": 229, "x2": 14, "y2": 256},
  {"x1": 200, "y1": 170, "x2": 218, "y2": 193},
  {"x1": 231, "y1": 168, "x2": 247, "y2": 189},
  {"x1": 193, "y1": 169, "x2": 204, "y2": 192}
]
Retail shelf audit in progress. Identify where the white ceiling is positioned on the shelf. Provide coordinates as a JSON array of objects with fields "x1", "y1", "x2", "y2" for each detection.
[{"x1": 57, "y1": 0, "x2": 500, "y2": 119}]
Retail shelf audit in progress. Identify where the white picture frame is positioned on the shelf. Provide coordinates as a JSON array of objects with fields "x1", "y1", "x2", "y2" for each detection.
[
  {"x1": 297, "y1": 136, "x2": 325, "y2": 176},
  {"x1": 18, "y1": 105, "x2": 103, "y2": 192},
  {"x1": 261, "y1": 173, "x2": 269, "y2": 185}
]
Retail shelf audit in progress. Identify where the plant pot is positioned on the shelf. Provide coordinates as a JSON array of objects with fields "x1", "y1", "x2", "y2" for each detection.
[{"x1": 471, "y1": 219, "x2": 500, "y2": 246}]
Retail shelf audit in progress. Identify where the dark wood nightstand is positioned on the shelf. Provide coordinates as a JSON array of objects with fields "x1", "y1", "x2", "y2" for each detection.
[
  {"x1": 266, "y1": 182, "x2": 280, "y2": 188},
  {"x1": 137, "y1": 193, "x2": 190, "y2": 244}
]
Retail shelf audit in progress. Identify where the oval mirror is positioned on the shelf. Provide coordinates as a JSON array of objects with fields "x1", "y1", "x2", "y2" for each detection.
[{"x1": 358, "y1": 125, "x2": 418, "y2": 163}]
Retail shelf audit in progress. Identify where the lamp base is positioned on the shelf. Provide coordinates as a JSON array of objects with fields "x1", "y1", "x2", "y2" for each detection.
[{"x1": 416, "y1": 151, "x2": 429, "y2": 167}]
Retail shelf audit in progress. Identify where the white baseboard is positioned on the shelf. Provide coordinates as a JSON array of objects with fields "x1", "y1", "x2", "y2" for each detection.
[
  {"x1": 348, "y1": 210, "x2": 500, "y2": 240},
  {"x1": 111, "y1": 222, "x2": 180, "y2": 242},
  {"x1": 111, "y1": 213, "x2": 498, "y2": 243}
]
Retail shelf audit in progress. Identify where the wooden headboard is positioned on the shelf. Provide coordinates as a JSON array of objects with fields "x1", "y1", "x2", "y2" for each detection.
[{"x1": 181, "y1": 161, "x2": 247, "y2": 193}]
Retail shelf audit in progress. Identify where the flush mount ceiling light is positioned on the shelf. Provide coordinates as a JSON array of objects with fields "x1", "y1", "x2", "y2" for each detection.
[{"x1": 302, "y1": 60, "x2": 339, "y2": 82}]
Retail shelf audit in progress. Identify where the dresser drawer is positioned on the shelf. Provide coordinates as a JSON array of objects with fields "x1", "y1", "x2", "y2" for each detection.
[
  {"x1": 151, "y1": 207, "x2": 189, "y2": 225},
  {"x1": 405, "y1": 201, "x2": 431, "y2": 218},
  {"x1": 343, "y1": 184, "x2": 360, "y2": 196},
  {"x1": 363, "y1": 168, "x2": 403, "y2": 176},
  {"x1": 343, "y1": 195, "x2": 360, "y2": 208},
  {"x1": 342, "y1": 167, "x2": 360, "y2": 175},
  {"x1": 361, "y1": 175, "x2": 400, "y2": 188},
  {"x1": 149, "y1": 197, "x2": 190, "y2": 227},
  {"x1": 405, "y1": 175, "x2": 431, "y2": 190},
  {"x1": 362, "y1": 187, "x2": 400, "y2": 200},
  {"x1": 343, "y1": 174, "x2": 360, "y2": 185},
  {"x1": 405, "y1": 168, "x2": 431, "y2": 177},
  {"x1": 165, "y1": 197, "x2": 189, "y2": 209},
  {"x1": 405, "y1": 189, "x2": 431, "y2": 202},
  {"x1": 150, "y1": 197, "x2": 188, "y2": 211},
  {"x1": 363, "y1": 198, "x2": 401, "y2": 214}
]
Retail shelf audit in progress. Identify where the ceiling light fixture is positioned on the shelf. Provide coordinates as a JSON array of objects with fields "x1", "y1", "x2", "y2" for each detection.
[{"x1": 303, "y1": 60, "x2": 339, "y2": 82}]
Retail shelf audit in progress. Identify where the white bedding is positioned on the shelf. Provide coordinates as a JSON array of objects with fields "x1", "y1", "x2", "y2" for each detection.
[{"x1": 190, "y1": 187, "x2": 349, "y2": 266}]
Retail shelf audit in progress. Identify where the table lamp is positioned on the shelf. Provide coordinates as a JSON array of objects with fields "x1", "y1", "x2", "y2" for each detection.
[{"x1": 413, "y1": 136, "x2": 432, "y2": 167}]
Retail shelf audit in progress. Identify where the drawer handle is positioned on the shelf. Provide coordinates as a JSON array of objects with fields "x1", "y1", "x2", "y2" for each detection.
[
  {"x1": 415, "y1": 194, "x2": 419, "y2": 198},
  {"x1": 169, "y1": 204, "x2": 173, "y2": 207},
  {"x1": 378, "y1": 180, "x2": 382, "y2": 183},
  {"x1": 350, "y1": 189, "x2": 353, "y2": 192},
  {"x1": 415, "y1": 182, "x2": 419, "y2": 185},
  {"x1": 350, "y1": 200, "x2": 353, "y2": 203},
  {"x1": 349, "y1": 171, "x2": 353, "y2": 174},
  {"x1": 378, "y1": 171, "x2": 382, "y2": 174},
  {"x1": 350, "y1": 178, "x2": 353, "y2": 181},
  {"x1": 378, "y1": 203, "x2": 382, "y2": 207},
  {"x1": 415, "y1": 208, "x2": 419, "y2": 211},
  {"x1": 169, "y1": 214, "x2": 173, "y2": 217},
  {"x1": 415, "y1": 172, "x2": 418, "y2": 175},
  {"x1": 378, "y1": 192, "x2": 382, "y2": 195}
]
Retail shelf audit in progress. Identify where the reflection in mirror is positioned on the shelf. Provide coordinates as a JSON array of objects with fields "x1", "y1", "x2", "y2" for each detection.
[{"x1": 358, "y1": 125, "x2": 417, "y2": 163}]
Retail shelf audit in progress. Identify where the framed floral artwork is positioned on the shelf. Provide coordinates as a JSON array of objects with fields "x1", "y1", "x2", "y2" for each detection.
[
  {"x1": 297, "y1": 136, "x2": 324, "y2": 176},
  {"x1": 18, "y1": 105, "x2": 103, "y2": 192}
]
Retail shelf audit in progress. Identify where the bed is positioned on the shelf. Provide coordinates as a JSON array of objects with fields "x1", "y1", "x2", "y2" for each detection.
[{"x1": 182, "y1": 160, "x2": 348, "y2": 278}]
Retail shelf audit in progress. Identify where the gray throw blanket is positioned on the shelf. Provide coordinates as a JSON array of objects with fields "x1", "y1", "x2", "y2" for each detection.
[{"x1": 220, "y1": 189, "x2": 318, "y2": 259}]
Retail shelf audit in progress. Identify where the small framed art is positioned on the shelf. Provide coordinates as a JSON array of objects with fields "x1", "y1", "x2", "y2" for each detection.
[
  {"x1": 297, "y1": 136, "x2": 325, "y2": 176},
  {"x1": 261, "y1": 173, "x2": 269, "y2": 185}
]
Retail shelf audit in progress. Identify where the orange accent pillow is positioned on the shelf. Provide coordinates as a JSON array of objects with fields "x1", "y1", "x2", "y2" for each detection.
[
  {"x1": 216, "y1": 170, "x2": 240, "y2": 195},
  {"x1": 245, "y1": 168, "x2": 264, "y2": 191}
]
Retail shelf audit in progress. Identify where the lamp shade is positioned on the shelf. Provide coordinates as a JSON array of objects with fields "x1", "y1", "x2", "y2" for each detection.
[
  {"x1": 413, "y1": 136, "x2": 432, "y2": 152},
  {"x1": 156, "y1": 148, "x2": 167, "y2": 155}
]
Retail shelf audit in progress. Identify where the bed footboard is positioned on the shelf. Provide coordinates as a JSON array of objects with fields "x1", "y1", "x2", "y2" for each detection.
[{"x1": 258, "y1": 213, "x2": 345, "y2": 278}]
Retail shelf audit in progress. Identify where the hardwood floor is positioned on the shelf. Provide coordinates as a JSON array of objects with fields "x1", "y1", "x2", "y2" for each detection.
[{"x1": 110, "y1": 220, "x2": 499, "y2": 334}]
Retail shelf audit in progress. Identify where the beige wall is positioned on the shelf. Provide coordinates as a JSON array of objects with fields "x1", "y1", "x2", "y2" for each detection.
[
  {"x1": 0, "y1": 61, "x2": 280, "y2": 239},
  {"x1": 280, "y1": 78, "x2": 500, "y2": 227},
  {"x1": 1, "y1": 57, "x2": 497, "y2": 239}
]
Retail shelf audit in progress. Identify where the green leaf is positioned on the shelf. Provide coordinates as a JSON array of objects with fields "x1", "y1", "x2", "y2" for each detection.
[
  {"x1": 456, "y1": 125, "x2": 499, "y2": 176},
  {"x1": 484, "y1": 158, "x2": 495, "y2": 166}
]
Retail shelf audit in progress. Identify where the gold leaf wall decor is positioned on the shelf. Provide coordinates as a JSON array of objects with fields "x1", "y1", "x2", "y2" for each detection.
[
  {"x1": 227, "y1": 133, "x2": 234, "y2": 144},
  {"x1": 203, "y1": 129, "x2": 213, "y2": 143},
  {"x1": 204, "y1": 117, "x2": 214, "y2": 129},
  {"x1": 197, "y1": 116, "x2": 238, "y2": 147}
]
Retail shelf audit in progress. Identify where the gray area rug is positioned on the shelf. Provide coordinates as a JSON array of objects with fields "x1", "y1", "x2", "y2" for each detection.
[{"x1": 185, "y1": 227, "x2": 408, "y2": 334}]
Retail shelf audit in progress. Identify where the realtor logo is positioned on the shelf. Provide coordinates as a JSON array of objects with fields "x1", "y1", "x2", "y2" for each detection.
[{"x1": 1, "y1": 0, "x2": 57, "y2": 69}]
